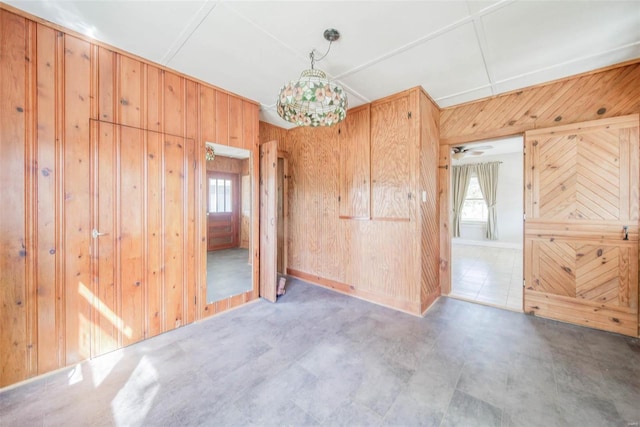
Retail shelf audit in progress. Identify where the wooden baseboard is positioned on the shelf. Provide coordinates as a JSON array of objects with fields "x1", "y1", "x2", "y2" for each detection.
[{"x1": 287, "y1": 268, "x2": 426, "y2": 316}]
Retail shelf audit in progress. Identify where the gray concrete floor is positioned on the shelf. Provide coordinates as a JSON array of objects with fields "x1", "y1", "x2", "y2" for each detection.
[
  {"x1": 207, "y1": 248, "x2": 252, "y2": 303},
  {"x1": 1, "y1": 278, "x2": 639, "y2": 426}
]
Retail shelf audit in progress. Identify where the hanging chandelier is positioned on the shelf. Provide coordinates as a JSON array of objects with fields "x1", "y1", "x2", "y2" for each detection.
[{"x1": 277, "y1": 29, "x2": 348, "y2": 127}]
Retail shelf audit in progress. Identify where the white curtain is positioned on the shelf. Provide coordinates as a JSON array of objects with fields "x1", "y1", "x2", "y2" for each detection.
[
  {"x1": 452, "y1": 165, "x2": 473, "y2": 238},
  {"x1": 475, "y1": 161, "x2": 500, "y2": 240}
]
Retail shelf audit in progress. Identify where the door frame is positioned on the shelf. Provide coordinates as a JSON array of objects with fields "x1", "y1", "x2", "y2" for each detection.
[
  {"x1": 440, "y1": 116, "x2": 640, "y2": 337},
  {"x1": 199, "y1": 144, "x2": 260, "y2": 317},
  {"x1": 206, "y1": 171, "x2": 240, "y2": 251},
  {"x1": 277, "y1": 151, "x2": 289, "y2": 275},
  {"x1": 440, "y1": 137, "x2": 525, "y2": 310}
]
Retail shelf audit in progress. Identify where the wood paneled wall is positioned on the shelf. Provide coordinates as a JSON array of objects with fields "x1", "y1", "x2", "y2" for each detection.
[
  {"x1": 206, "y1": 156, "x2": 244, "y2": 173},
  {"x1": 419, "y1": 93, "x2": 441, "y2": 313},
  {"x1": 0, "y1": 6, "x2": 259, "y2": 387},
  {"x1": 438, "y1": 61, "x2": 640, "y2": 336},
  {"x1": 440, "y1": 61, "x2": 640, "y2": 146},
  {"x1": 266, "y1": 88, "x2": 440, "y2": 314},
  {"x1": 259, "y1": 121, "x2": 290, "y2": 152}
]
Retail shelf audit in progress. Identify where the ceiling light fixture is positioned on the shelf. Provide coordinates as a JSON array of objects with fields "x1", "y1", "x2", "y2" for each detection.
[{"x1": 277, "y1": 28, "x2": 348, "y2": 127}]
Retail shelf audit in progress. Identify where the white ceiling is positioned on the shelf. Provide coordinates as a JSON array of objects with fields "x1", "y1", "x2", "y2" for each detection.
[{"x1": 6, "y1": 1, "x2": 640, "y2": 129}]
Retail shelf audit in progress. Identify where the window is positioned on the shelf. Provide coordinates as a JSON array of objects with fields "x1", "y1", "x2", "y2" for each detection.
[
  {"x1": 208, "y1": 178, "x2": 232, "y2": 213},
  {"x1": 461, "y1": 175, "x2": 487, "y2": 222}
]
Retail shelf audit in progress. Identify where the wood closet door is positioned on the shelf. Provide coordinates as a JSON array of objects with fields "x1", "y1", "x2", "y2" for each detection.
[
  {"x1": 524, "y1": 115, "x2": 639, "y2": 336},
  {"x1": 259, "y1": 140, "x2": 277, "y2": 302},
  {"x1": 92, "y1": 122, "x2": 149, "y2": 355}
]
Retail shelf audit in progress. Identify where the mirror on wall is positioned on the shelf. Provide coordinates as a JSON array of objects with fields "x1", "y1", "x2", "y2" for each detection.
[{"x1": 205, "y1": 142, "x2": 253, "y2": 303}]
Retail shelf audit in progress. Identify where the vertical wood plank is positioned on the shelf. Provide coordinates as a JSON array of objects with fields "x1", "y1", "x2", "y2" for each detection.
[
  {"x1": 163, "y1": 71, "x2": 183, "y2": 137},
  {"x1": 97, "y1": 47, "x2": 115, "y2": 122},
  {"x1": 260, "y1": 140, "x2": 278, "y2": 302},
  {"x1": 63, "y1": 34, "x2": 93, "y2": 363},
  {"x1": 146, "y1": 130, "x2": 163, "y2": 337},
  {"x1": 54, "y1": 25, "x2": 66, "y2": 368},
  {"x1": 35, "y1": 23, "x2": 61, "y2": 374},
  {"x1": 242, "y1": 101, "x2": 257, "y2": 151},
  {"x1": 185, "y1": 80, "x2": 198, "y2": 324},
  {"x1": 0, "y1": 10, "x2": 28, "y2": 387},
  {"x1": 164, "y1": 134, "x2": 185, "y2": 330},
  {"x1": 146, "y1": 65, "x2": 162, "y2": 133},
  {"x1": 251, "y1": 141, "x2": 260, "y2": 299},
  {"x1": 24, "y1": 20, "x2": 38, "y2": 377},
  {"x1": 200, "y1": 85, "x2": 216, "y2": 143},
  {"x1": 118, "y1": 55, "x2": 143, "y2": 129},
  {"x1": 228, "y1": 95, "x2": 243, "y2": 148},
  {"x1": 94, "y1": 121, "x2": 118, "y2": 355},
  {"x1": 119, "y1": 126, "x2": 145, "y2": 345},
  {"x1": 216, "y1": 91, "x2": 229, "y2": 145}
]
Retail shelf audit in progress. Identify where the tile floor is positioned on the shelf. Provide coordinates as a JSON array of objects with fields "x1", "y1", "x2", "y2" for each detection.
[
  {"x1": 450, "y1": 243, "x2": 523, "y2": 311},
  {"x1": 206, "y1": 248, "x2": 252, "y2": 303},
  {"x1": 2, "y1": 279, "x2": 639, "y2": 426}
]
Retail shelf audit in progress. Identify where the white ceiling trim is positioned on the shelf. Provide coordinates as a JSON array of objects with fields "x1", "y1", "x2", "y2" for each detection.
[
  {"x1": 435, "y1": 83, "x2": 493, "y2": 105},
  {"x1": 333, "y1": 0, "x2": 515, "y2": 81},
  {"x1": 436, "y1": 40, "x2": 640, "y2": 106},
  {"x1": 492, "y1": 41, "x2": 640, "y2": 86},
  {"x1": 469, "y1": 4, "x2": 496, "y2": 96},
  {"x1": 223, "y1": 2, "x2": 309, "y2": 66}
]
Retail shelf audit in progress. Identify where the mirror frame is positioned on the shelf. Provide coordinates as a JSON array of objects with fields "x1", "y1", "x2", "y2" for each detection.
[{"x1": 199, "y1": 141, "x2": 260, "y2": 318}]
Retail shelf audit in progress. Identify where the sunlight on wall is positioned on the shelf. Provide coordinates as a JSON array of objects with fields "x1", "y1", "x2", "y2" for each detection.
[
  {"x1": 111, "y1": 356, "x2": 160, "y2": 426},
  {"x1": 78, "y1": 282, "x2": 133, "y2": 339}
]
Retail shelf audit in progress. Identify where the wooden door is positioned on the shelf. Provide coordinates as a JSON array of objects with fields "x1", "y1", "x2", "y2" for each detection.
[
  {"x1": 524, "y1": 115, "x2": 639, "y2": 336},
  {"x1": 92, "y1": 122, "x2": 147, "y2": 356},
  {"x1": 371, "y1": 95, "x2": 412, "y2": 220},
  {"x1": 339, "y1": 104, "x2": 370, "y2": 219},
  {"x1": 260, "y1": 140, "x2": 277, "y2": 302},
  {"x1": 206, "y1": 172, "x2": 239, "y2": 251}
]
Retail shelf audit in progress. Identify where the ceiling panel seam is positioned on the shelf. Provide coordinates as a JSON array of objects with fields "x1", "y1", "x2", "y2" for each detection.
[
  {"x1": 223, "y1": 2, "x2": 309, "y2": 65},
  {"x1": 161, "y1": 0, "x2": 219, "y2": 65},
  {"x1": 333, "y1": 0, "x2": 516, "y2": 81},
  {"x1": 468, "y1": 1, "x2": 496, "y2": 96},
  {"x1": 491, "y1": 41, "x2": 640, "y2": 86},
  {"x1": 435, "y1": 84, "x2": 492, "y2": 104}
]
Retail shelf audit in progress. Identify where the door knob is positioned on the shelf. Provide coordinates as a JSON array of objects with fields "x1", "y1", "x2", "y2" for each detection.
[
  {"x1": 92, "y1": 229, "x2": 109, "y2": 239},
  {"x1": 622, "y1": 226, "x2": 629, "y2": 241}
]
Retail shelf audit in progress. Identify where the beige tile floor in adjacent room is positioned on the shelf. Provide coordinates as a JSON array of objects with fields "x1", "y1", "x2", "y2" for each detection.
[{"x1": 450, "y1": 243, "x2": 523, "y2": 311}]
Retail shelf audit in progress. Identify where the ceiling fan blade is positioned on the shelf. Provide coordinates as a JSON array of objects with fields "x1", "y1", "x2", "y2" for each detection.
[
  {"x1": 470, "y1": 151, "x2": 484, "y2": 156},
  {"x1": 470, "y1": 145, "x2": 492, "y2": 151}
]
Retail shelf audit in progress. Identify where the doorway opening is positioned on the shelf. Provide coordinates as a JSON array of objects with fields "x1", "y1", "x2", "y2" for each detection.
[{"x1": 449, "y1": 135, "x2": 524, "y2": 311}]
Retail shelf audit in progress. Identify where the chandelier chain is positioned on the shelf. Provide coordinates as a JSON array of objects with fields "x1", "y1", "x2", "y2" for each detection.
[{"x1": 309, "y1": 41, "x2": 333, "y2": 70}]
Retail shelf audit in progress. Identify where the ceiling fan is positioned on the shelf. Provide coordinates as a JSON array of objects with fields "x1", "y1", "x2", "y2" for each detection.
[{"x1": 451, "y1": 145, "x2": 493, "y2": 160}]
